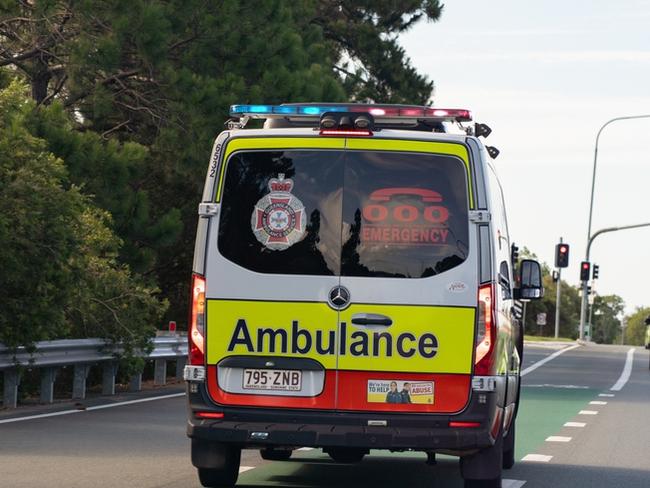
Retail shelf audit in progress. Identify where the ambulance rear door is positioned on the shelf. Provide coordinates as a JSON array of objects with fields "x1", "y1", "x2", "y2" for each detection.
[
  {"x1": 335, "y1": 139, "x2": 478, "y2": 414},
  {"x1": 204, "y1": 137, "x2": 345, "y2": 410}
]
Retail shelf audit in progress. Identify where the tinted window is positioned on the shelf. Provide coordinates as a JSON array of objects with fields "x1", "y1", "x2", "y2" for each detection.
[
  {"x1": 341, "y1": 151, "x2": 469, "y2": 278},
  {"x1": 218, "y1": 149, "x2": 469, "y2": 278},
  {"x1": 218, "y1": 150, "x2": 344, "y2": 275}
]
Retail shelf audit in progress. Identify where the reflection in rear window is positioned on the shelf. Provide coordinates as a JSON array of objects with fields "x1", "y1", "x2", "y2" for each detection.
[{"x1": 218, "y1": 149, "x2": 469, "y2": 278}]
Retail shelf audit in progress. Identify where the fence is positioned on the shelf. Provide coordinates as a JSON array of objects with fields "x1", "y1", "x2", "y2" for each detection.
[{"x1": 0, "y1": 336, "x2": 187, "y2": 409}]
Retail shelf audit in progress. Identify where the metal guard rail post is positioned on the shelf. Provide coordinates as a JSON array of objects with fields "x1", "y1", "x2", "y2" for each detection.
[{"x1": 0, "y1": 336, "x2": 188, "y2": 409}]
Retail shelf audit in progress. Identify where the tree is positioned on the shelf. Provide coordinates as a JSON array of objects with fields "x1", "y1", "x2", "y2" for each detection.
[
  {"x1": 312, "y1": 0, "x2": 444, "y2": 103},
  {"x1": 590, "y1": 294, "x2": 624, "y2": 344},
  {"x1": 624, "y1": 307, "x2": 650, "y2": 346},
  {"x1": 0, "y1": 81, "x2": 166, "y2": 357}
]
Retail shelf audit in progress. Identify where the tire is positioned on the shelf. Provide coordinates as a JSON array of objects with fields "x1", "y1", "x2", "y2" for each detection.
[
  {"x1": 260, "y1": 448, "x2": 293, "y2": 461},
  {"x1": 193, "y1": 441, "x2": 240, "y2": 488},
  {"x1": 502, "y1": 422, "x2": 516, "y2": 470},
  {"x1": 464, "y1": 478, "x2": 502, "y2": 488},
  {"x1": 460, "y1": 422, "x2": 503, "y2": 485},
  {"x1": 198, "y1": 465, "x2": 239, "y2": 488},
  {"x1": 327, "y1": 447, "x2": 367, "y2": 463}
]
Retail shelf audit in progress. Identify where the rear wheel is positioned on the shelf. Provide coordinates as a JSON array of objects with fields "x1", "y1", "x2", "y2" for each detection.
[
  {"x1": 326, "y1": 447, "x2": 367, "y2": 463},
  {"x1": 464, "y1": 478, "x2": 502, "y2": 488},
  {"x1": 198, "y1": 465, "x2": 239, "y2": 488},
  {"x1": 460, "y1": 422, "x2": 503, "y2": 487},
  {"x1": 192, "y1": 440, "x2": 240, "y2": 488},
  {"x1": 502, "y1": 422, "x2": 516, "y2": 469},
  {"x1": 260, "y1": 448, "x2": 293, "y2": 461}
]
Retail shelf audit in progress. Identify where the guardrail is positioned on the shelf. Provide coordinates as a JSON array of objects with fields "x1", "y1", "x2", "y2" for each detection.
[{"x1": 0, "y1": 336, "x2": 187, "y2": 409}]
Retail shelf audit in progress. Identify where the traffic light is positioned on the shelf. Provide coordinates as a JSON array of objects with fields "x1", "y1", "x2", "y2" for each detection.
[
  {"x1": 592, "y1": 264, "x2": 599, "y2": 280},
  {"x1": 511, "y1": 243, "x2": 519, "y2": 266},
  {"x1": 555, "y1": 243, "x2": 570, "y2": 268},
  {"x1": 580, "y1": 261, "x2": 590, "y2": 281}
]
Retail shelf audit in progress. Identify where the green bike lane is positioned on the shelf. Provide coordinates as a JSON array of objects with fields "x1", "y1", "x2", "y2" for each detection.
[{"x1": 232, "y1": 343, "x2": 630, "y2": 487}]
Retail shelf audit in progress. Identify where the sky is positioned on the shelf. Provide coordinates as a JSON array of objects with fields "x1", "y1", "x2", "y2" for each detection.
[{"x1": 401, "y1": 0, "x2": 650, "y2": 315}]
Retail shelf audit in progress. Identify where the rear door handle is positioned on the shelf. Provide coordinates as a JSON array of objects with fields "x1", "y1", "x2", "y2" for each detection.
[{"x1": 351, "y1": 313, "x2": 393, "y2": 327}]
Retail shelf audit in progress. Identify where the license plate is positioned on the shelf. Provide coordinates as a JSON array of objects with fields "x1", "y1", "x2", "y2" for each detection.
[{"x1": 243, "y1": 369, "x2": 302, "y2": 391}]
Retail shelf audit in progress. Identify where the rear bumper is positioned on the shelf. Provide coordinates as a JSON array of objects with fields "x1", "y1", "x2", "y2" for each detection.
[
  {"x1": 187, "y1": 384, "x2": 499, "y2": 452},
  {"x1": 188, "y1": 419, "x2": 492, "y2": 451}
]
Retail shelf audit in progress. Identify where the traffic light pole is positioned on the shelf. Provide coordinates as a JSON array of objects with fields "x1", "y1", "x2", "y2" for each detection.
[
  {"x1": 554, "y1": 237, "x2": 563, "y2": 339},
  {"x1": 554, "y1": 268, "x2": 561, "y2": 338},
  {"x1": 579, "y1": 222, "x2": 650, "y2": 340}
]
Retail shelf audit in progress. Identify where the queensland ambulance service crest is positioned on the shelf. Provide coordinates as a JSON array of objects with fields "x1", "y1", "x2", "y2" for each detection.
[{"x1": 251, "y1": 174, "x2": 306, "y2": 251}]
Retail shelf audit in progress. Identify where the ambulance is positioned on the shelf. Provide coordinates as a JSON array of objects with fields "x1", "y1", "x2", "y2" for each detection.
[{"x1": 184, "y1": 103, "x2": 544, "y2": 488}]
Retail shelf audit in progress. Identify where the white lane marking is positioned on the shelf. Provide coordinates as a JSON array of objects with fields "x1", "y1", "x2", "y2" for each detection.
[
  {"x1": 297, "y1": 447, "x2": 314, "y2": 451},
  {"x1": 522, "y1": 454, "x2": 552, "y2": 462},
  {"x1": 521, "y1": 344, "x2": 581, "y2": 377},
  {"x1": 610, "y1": 348, "x2": 635, "y2": 391},
  {"x1": 590, "y1": 401, "x2": 607, "y2": 405},
  {"x1": 579, "y1": 410, "x2": 598, "y2": 415},
  {"x1": 546, "y1": 436, "x2": 572, "y2": 442},
  {"x1": 599, "y1": 393, "x2": 615, "y2": 397},
  {"x1": 564, "y1": 422, "x2": 586, "y2": 428},
  {"x1": 0, "y1": 409, "x2": 79, "y2": 424},
  {"x1": 239, "y1": 466, "x2": 255, "y2": 474},
  {"x1": 0, "y1": 393, "x2": 185, "y2": 424},
  {"x1": 503, "y1": 480, "x2": 527, "y2": 488},
  {"x1": 523, "y1": 384, "x2": 588, "y2": 389}
]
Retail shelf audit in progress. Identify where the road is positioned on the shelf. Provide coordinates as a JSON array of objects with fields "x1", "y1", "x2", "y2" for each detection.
[{"x1": 1, "y1": 343, "x2": 648, "y2": 488}]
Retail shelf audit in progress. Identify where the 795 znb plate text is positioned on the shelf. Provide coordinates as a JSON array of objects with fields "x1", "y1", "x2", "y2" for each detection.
[{"x1": 243, "y1": 369, "x2": 302, "y2": 391}]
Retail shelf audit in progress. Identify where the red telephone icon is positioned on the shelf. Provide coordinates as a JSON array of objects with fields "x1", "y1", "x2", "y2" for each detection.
[{"x1": 369, "y1": 187, "x2": 443, "y2": 203}]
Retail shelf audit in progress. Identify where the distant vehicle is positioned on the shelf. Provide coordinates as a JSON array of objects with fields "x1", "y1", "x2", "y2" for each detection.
[{"x1": 183, "y1": 103, "x2": 544, "y2": 488}]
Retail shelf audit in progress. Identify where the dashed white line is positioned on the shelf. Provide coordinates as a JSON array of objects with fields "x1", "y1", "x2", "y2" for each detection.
[
  {"x1": 239, "y1": 466, "x2": 255, "y2": 474},
  {"x1": 521, "y1": 344, "x2": 581, "y2": 377},
  {"x1": 503, "y1": 480, "x2": 527, "y2": 488},
  {"x1": 579, "y1": 410, "x2": 598, "y2": 415},
  {"x1": 598, "y1": 393, "x2": 615, "y2": 397},
  {"x1": 0, "y1": 393, "x2": 185, "y2": 424},
  {"x1": 589, "y1": 401, "x2": 607, "y2": 405},
  {"x1": 564, "y1": 422, "x2": 586, "y2": 428},
  {"x1": 610, "y1": 348, "x2": 635, "y2": 391},
  {"x1": 523, "y1": 384, "x2": 589, "y2": 389},
  {"x1": 522, "y1": 454, "x2": 552, "y2": 463},
  {"x1": 546, "y1": 436, "x2": 572, "y2": 442}
]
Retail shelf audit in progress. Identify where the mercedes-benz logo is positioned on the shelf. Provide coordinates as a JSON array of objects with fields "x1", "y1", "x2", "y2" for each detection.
[{"x1": 328, "y1": 286, "x2": 351, "y2": 310}]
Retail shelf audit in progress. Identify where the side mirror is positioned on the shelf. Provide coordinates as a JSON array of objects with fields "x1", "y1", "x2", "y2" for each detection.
[{"x1": 514, "y1": 259, "x2": 544, "y2": 300}]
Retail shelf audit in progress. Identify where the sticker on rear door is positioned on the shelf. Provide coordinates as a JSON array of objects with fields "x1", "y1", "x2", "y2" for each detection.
[
  {"x1": 360, "y1": 187, "x2": 450, "y2": 245},
  {"x1": 367, "y1": 380, "x2": 434, "y2": 404},
  {"x1": 251, "y1": 174, "x2": 306, "y2": 251}
]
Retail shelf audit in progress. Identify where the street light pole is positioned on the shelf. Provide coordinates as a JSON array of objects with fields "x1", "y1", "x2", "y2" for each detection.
[
  {"x1": 579, "y1": 222, "x2": 650, "y2": 340},
  {"x1": 580, "y1": 114, "x2": 650, "y2": 341}
]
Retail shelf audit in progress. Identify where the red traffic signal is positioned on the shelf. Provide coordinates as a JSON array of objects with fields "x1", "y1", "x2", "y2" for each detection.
[
  {"x1": 555, "y1": 243, "x2": 570, "y2": 268},
  {"x1": 580, "y1": 261, "x2": 590, "y2": 281}
]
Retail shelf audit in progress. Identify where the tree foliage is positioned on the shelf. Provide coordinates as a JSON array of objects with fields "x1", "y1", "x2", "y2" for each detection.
[
  {"x1": 624, "y1": 307, "x2": 650, "y2": 346},
  {"x1": 0, "y1": 81, "x2": 166, "y2": 354}
]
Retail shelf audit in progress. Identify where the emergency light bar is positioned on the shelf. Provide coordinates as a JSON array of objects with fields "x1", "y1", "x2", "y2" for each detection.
[{"x1": 229, "y1": 104, "x2": 472, "y2": 122}]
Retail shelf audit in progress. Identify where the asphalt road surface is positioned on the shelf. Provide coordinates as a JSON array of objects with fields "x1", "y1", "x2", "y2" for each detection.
[{"x1": 1, "y1": 342, "x2": 648, "y2": 488}]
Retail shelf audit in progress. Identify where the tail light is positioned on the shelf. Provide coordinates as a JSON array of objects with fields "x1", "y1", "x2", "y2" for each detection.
[
  {"x1": 475, "y1": 283, "x2": 496, "y2": 375},
  {"x1": 189, "y1": 273, "x2": 206, "y2": 365}
]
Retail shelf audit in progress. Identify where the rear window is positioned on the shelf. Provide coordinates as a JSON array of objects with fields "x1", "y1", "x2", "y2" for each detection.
[{"x1": 218, "y1": 149, "x2": 469, "y2": 278}]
